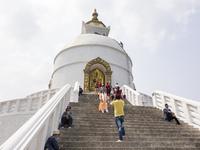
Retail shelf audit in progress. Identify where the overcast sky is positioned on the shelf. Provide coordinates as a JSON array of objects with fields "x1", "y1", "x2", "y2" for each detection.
[{"x1": 0, "y1": 0, "x2": 200, "y2": 102}]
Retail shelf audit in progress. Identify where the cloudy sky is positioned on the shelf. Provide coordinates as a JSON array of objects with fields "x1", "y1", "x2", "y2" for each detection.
[{"x1": 0, "y1": 0, "x2": 200, "y2": 102}]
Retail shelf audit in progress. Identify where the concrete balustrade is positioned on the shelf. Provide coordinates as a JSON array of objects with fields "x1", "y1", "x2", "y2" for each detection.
[
  {"x1": 0, "y1": 82, "x2": 80, "y2": 149},
  {"x1": 122, "y1": 85, "x2": 142, "y2": 106},
  {"x1": 26, "y1": 88, "x2": 59, "y2": 98},
  {"x1": 122, "y1": 85, "x2": 153, "y2": 106},
  {"x1": 0, "y1": 84, "x2": 72, "y2": 150},
  {"x1": 153, "y1": 90, "x2": 200, "y2": 130},
  {"x1": 139, "y1": 92, "x2": 153, "y2": 106},
  {"x1": 0, "y1": 89, "x2": 59, "y2": 117}
]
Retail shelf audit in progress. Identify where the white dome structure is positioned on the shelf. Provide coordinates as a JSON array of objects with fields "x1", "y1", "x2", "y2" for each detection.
[{"x1": 50, "y1": 9, "x2": 134, "y2": 92}]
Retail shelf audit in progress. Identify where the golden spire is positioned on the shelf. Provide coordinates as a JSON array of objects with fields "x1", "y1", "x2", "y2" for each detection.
[
  {"x1": 85, "y1": 9, "x2": 106, "y2": 27},
  {"x1": 92, "y1": 9, "x2": 98, "y2": 20}
]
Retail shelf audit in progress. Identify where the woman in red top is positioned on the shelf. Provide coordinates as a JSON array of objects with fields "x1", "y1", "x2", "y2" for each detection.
[{"x1": 114, "y1": 87, "x2": 122, "y2": 99}]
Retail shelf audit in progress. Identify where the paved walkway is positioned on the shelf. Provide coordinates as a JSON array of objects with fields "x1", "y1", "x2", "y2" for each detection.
[{"x1": 0, "y1": 114, "x2": 33, "y2": 145}]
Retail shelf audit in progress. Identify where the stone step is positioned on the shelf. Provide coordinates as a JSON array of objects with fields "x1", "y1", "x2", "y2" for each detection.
[
  {"x1": 72, "y1": 115, "x2": 166, "y2": 119},
  {"x1": 58, "y1": 131, "x2": 200, "y2": 137},
  {"x1": 71, "y1": 110, "x2": 162, "y2": 115},
  {"x1": 72, "y1": 120, "x2": 183, "y2": 125},
  {"x1": 59, "y1": 136, "x2": 200, "y2": 142},
  {"x1": 60, "y1": 148, "x2": 200, "y2": 150},
  {"x1": 68, "y1": 124, "x2": 197, "y2": 130},
  {"x1": 61, "y1": 128, "x2": 200, "y2": 137},
  {"x1": 60, "y1": 130, "x2": 200, "y2": 135},
  {"x1": 61, "y1": 125, "x2": 198, "y2": 131},
  {"x1": 71, "y1": 114, "x2": 168, "y2": 118},
  {"x1": 71, "y1": 106, "x2": 160, "y2": 110},
  {"x1": 58, "y1": 141, "x2": 200, "y2": 148}
]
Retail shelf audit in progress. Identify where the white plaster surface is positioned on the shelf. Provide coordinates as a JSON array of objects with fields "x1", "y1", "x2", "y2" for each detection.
[
  {"x1": 51, "y1": 34, "x2": 134, "y2": 90},
  {"x1": 0, "y1": 114, "x2": 33, "y2": 145},
  {"x1": 81, "y1": 22, "x2": 110, "y2": 36},
  {"x1": 61, "y1": 34, "x2": 123, "y2": 52}
]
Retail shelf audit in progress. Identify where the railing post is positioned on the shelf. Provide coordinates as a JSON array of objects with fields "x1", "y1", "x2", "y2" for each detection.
[
  {"x1": 73, "y1": 82, "x2": 80, "y2": 103},
  {"x1": 38, "y1": 96, "x2": 43, "y2": 110},
  {"x1": 122, "y1": 87, "x2": 125, "y2": 95},
  {"x1": 182, "y1": 101, "x2": 192, "y2": 124},
  {"x1": 170, "y1": 98, "x2": 178, "y2": 117},
  {"x1": 5, "y1": 101, "x2": 10, "y2": 114},
  {"x1": 161, "y1": 94, "x2": 166, "y2": 108},
  {"x1": 14, "y1": 100, "x2": 20, "y2": 113},
  {"x1": 152, "y1": 93, "x2": 157, "y2": 107},
  {"x1": 137, "y1": 94, "x2": 143, "y2": 106},
  {"x1": 73, "y1": 90, "x2": 79, "y2": 103},
  {"x1": 46, "y1": 91, "x2": 51, "y2": 101},
  {"x1": 26, "y1": 98, "x2": 32, "y2": 113}
]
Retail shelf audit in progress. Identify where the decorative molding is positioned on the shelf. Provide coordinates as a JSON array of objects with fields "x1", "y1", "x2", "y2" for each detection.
[{"x1": 83, "y1": 57, "x2": 112, "y2": 92}]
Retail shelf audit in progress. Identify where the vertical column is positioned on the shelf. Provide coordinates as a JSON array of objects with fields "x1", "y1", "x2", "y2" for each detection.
[
  {"x1": 105, "y1": 71, "x2": 112, "y2": 84},
  {"x1": 152, "y1": 93, "x2": 157, "y2": 107},
  {"x1": 170, "y1": 97, "x2": 178, "y2": 117},
  {"x1": 161, "y1": 94, "x2": 166, "y2": 108},
  {"x1": 14, "y1": 100, "x2": 20, "y2": 113},
  {"x1": 5, "y1": 101, "x2": 10, "y2": 114},
  {"x1": 26, "y1": 98, "x2": 32, "y2": 113},
  {"x1": 182, "y1": 101, "x2": 192, "y2": 124},
  {"x1": 137, "y1": 94, "x2": 143, "y2": 106},
  {"x1": 84, "y1": 69, "x2": 90, "y2": 92}
]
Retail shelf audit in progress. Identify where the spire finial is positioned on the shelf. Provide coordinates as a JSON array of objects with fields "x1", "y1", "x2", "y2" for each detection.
[{"x1": 92, "y1": 8, "x2": 98, "y2": 20}]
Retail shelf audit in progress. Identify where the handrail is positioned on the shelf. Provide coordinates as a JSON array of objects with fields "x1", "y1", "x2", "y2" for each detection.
[
  {"x1": 0, "y1": 89, "x2": 59, "y2": 117},
  {"x1": 0, "y1": 84, "x2": 71, "y2": 150},
  {"x1": 153, "y1": 90, "x2": 200, "y2": 130},
  {"x1": 26, "y1": 88, "x2": 59, "y2": 98},
  {"x1": 122, "y1": 85, "x2": 143, "y2": 106}
]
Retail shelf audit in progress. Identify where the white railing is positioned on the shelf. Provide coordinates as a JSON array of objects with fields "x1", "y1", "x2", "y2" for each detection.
[
  {"x1": 139, "y1": 92, "x2": 153, "y2": 106},
  {"x1": 73, "y1": 82, "x2": 80, "y2": 102},
  {"x1": 0, "y1": 89, "x2": 59, "y2": 117},
  {"x1": 69, "y1": 82, "x2": 80, "y2": 102},
  {"x1": 153, "y1": 90, "x2": 200, "y2": 130},
  {"x1": 0, "y1": 84, "x2": 71, "y2": 150},
  {"x1": 0, "y1": 82, "x2": 80, "y2": 150},
  {"x1": 26, "y1": 88, "x2": 59, "y2": 98},
  {"x1": 122, "y1": 85, "x2": 143, "y2": 106}
]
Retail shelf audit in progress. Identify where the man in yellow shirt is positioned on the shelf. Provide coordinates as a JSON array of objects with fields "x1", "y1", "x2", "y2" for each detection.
[{"x1": 110, "y1": 94, "x2": 125, "y2": 142}]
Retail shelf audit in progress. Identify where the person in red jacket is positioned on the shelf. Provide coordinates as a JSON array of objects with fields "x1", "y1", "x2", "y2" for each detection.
[{"x1": 106, "y1": 82, "x2": 111, "y2": 96}]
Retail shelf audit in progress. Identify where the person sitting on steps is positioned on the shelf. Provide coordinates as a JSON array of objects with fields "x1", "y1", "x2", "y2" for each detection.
[
  {"x1": 44, "y1": 129, "x2": 63, "y2": 150},
  {"x1": 61, "y1": 105, "x2": 73, "y2": 128},
  {"x1": 163, "y1": 104, "x2": 181, "y2": 125},
  {"x1": 79, "y1": 86, "x2": 83, "y2": 96}
]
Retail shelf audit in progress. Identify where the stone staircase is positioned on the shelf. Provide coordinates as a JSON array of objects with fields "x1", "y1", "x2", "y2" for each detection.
[{"x1": 58, "y1": 94, "x2": 200, "y2": 149}]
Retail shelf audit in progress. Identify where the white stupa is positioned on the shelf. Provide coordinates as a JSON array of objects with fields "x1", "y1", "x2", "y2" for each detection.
[{"x1": 50, "y1": 9, "x2": 134, "y2": 92}]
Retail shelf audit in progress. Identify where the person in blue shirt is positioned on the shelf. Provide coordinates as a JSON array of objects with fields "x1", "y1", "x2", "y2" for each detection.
[
  {"x1": 61, "y1": 105, "x2": 73, "y2": 128},
  {"x1": 163, "y1": 104, "x2": 181, "y2": 125},
  {"x1": 44, "y1": 129, "x2": 62, "y2": 150}
]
